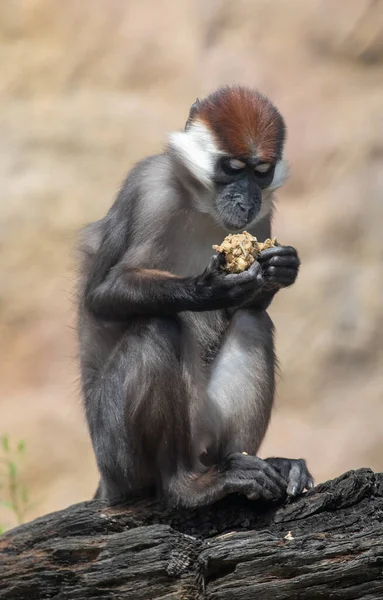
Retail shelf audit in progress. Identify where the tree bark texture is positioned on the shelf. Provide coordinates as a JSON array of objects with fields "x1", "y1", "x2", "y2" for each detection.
[{"x1": 1, "y1": 468, "x2": 383, "y2": 599}]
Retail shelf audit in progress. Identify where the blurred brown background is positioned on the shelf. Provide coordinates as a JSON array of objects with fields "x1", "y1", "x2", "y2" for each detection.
[{"x1": 1, "y1": 0, "x2": 383, "y2": 528}]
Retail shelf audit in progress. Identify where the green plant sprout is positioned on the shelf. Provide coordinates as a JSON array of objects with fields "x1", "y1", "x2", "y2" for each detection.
[{"x1": 0, "y1": 434, "x2": 32, "y2": 532}]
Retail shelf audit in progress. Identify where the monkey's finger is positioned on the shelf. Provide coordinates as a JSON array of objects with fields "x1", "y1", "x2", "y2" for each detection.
[
  {"x1": 256, "y1": 464, "x2": 287, "y2": 493},
  {"x1": 256, "y1": 471, "x2": 287, "y2": 499},
  {"x1": 246, "y1": 483, "x2": 274, "y2": 502},
  {"x1": 262, "y1": 256, "x2": 300, "y2": 268},
  {"x1": 207, "y1": 252, "x2": 226, "y2": 272},
  {"x1": 242, "y1": 481, "x2": 273, "y2": 502},
  {"x1": 226, "y1": 476, "x2": 274, "y2": 501},
  {"x1": 264, "y1": 266, "x2": 297, "y2": 283},
  {"x1": 248, "y1": 260, "x2": 263, "y2": 281},
  {"x1": 225, "y1": 261, "x2": 263, "y2": 286},
  {"x1": 301, "y1": 466, "x2": 315, "y2": 492},
  {"x1": 307, "y1": 476, "x2": 315, "y2": 490},
  {"x1": 238, "y1": 263, "x2": 263, "y2": 286},
  {"x1": 286, "y1": 462, "x2": 302, "y2": 496},
  {"x1": 240, "y1": 456, "x2": 287, "y2": 492},
  {"x1": 286, "y1": 460, "x2": 313, "y2": 496},
  {"x1": 246, "y1": 490, "x2": 261, "y2": 501},
  {"x1": 226, "y1": 260, "x2": 261, "y2": 279},
  {"x1": 258, "y1": 246, "x2": 298, "y2": 261},
  {"x1": 226, "y1": 453, "x2": 287, "y2": 495},
  {"x1": 238, "y1": 476, "x2": 279, "y2": 501}
]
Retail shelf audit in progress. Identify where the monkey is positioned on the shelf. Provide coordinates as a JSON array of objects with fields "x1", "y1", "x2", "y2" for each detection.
[{"x1": 77, "y1": 85, "x2": 314, "y2": 507}]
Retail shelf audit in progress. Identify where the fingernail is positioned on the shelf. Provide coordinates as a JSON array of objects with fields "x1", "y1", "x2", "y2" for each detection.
[{"x1": 287, "y1": 485, "x2": 298, "y2": 496}]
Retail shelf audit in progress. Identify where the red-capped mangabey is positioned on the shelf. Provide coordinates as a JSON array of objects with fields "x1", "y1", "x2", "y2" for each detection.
[{"x1": 78, "y1": 85, "x2": 313, "y2": 506}]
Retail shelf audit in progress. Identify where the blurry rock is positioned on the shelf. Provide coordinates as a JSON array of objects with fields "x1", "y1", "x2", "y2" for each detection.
[{"x1": 312, "y1": 0, "x2": 383, "y2": 64}]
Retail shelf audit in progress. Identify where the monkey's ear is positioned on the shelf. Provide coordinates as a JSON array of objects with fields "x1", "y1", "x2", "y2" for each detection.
[{"x1": 185, "y1": 98, "x2": 201, "y2": 131}]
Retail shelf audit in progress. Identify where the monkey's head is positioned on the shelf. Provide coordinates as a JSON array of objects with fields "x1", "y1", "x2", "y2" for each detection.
[{"x1": 168, "y1": 86, "x2": 287, "y2": 231}]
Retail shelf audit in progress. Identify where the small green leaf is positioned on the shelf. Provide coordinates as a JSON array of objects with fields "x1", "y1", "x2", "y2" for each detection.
[
  {"x1": 17, "y1": 440, "x2": 26, "y2": 454},
  {"x1": 8, "y1": 462, "x2": 17, "y2": 479},
  {"x1": 0, "y1": 524, "x2": 7, "y2": 535},
  {"x1": 0, "y1": 500, "x2": 13, "y2": 509},
  {"x1": 1, "y1": 435, "x2": 9, "y2": 453}
]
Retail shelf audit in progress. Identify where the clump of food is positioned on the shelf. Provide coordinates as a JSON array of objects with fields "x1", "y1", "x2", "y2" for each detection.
[{"x1": 212, "y1": 231, "x2": 277, "y2": 274}]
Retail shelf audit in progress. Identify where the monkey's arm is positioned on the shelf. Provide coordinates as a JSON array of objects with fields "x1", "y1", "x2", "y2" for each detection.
[{"x1": 85, "y1": 255, "x2": 263, "y2": 320}]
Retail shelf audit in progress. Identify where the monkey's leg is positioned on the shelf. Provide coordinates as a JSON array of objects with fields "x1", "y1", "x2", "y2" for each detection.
[
  {"x1": 169, "y1": 309, "x2": 288, "y2": 507},
  {"x1": 207, "y1": 308, "x2": 313, "y2": 498},
  {"x1": 83, "y1": 316, "x2": 196, "y2": 502},
  {"x1": 207, "y1": 308, "x2": 275, "y2": 456},
  {"x1": 84, "y1": 314, "x2": 286, "y2": 507}
]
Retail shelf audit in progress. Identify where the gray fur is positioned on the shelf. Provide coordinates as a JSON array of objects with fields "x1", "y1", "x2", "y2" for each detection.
[{"x1": 78, "y1": 142, "x2": 308, "y2": 507}]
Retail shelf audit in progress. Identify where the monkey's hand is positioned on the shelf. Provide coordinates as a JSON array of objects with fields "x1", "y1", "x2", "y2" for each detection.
[
  {"x1": 243, "y1": 245, "x2": 300, "y2": 310},
  {"x1": 258, "y1": 245, "x2": 300, "y2": 290},
  {"x1": 222, "y1": 453, "x2": 288, "y2": 502},
  {"x1": 239, "y1": 245, "x2": 299, "y2": 311},
  {"x1": 264, "y1": 457, "x2": 314, "y2": 496},
  {"x1": 195, "y1": 253, "x2": 264, "y2": 310}
]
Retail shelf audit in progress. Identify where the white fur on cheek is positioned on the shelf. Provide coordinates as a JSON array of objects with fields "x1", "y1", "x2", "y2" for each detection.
[
  {"x1": 167, "y1": 121, "x2": 221, "y2": 188},
  {"x1": 268, "y1": 158, "x2": 289, "y2": 192}
]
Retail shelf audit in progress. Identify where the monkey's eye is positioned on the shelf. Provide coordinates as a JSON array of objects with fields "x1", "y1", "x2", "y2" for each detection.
[
  {"x1": 222, "y1": 158, "x2": 247, "y2": 174},
  {"x1": 254, "y1": 162, "x2": 272, "y2": 175},
  {"x1": 228, "y1": 158, "x2": 246, "y2": 170}
]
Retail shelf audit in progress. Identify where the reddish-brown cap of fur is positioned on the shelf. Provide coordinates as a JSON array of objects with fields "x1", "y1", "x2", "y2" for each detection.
[{"x1": 191, "y1": 86, "x2": 285, "y2": 162}]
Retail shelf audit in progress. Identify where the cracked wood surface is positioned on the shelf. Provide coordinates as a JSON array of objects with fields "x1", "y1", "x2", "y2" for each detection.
[{"x1": 1, "y1": 468, "x2": 383, "y2": 599}]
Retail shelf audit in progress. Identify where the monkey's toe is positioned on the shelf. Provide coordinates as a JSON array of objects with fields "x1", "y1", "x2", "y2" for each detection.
[
  {"x1": 225, "y1": 453, "x2": 288, "y2": 502},
  {"x1": 265, "y1": 457, "x2": 314, "y2": 496}
]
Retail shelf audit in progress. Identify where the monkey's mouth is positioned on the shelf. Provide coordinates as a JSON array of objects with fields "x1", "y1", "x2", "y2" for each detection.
[{"x1": 216, "y1": 200, "x2": 260, "y2": 231}]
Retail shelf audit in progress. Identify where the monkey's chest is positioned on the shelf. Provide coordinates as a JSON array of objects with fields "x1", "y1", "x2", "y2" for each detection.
[
  {"x1": 172, "y1": 242, "x2": 213, "y2": 277},
  {"x1": 169, "y1": 220, "x2": 223, "y2": 277}
]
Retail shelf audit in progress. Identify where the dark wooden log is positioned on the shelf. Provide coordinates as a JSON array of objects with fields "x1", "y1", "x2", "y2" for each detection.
[{"x1": 1, "y1": 468, "x2": 383, "y2": 599}]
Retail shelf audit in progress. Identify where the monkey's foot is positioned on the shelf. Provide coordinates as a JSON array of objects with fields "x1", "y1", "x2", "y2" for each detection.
[
  {"x1": 224, "y1": 453, "x2": 287, "y2": 502},
  {"x1": 265, "y1": 457, "x2": 314, "y2": 496}
]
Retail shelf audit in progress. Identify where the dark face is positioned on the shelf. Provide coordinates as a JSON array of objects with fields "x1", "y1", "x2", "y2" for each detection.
[{"x1": 213, "y1": 157, "x2": 275, "y2": 230}]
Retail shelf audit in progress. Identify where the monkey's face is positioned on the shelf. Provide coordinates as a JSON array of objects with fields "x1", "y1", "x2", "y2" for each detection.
[
  {"x1": 168, "y1": 86, "x2": 288, "y2": 228},
  {"x1": 213, "y1": 157, "x2": 277, "y2": 231}
]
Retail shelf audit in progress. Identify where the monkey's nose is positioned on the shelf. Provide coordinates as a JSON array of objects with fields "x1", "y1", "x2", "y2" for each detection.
[{"x1": 235, "y1": 200, "x2": 248, "y2": 214}]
